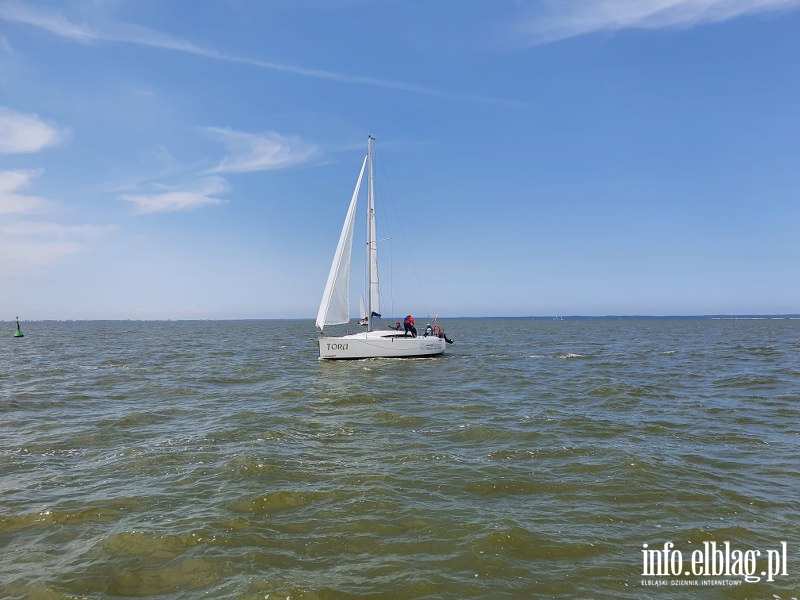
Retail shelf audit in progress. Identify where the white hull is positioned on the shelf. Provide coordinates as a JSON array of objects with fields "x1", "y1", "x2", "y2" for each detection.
[{"x1": 319, "y1": 330, "x2": 446, "y2": 360}]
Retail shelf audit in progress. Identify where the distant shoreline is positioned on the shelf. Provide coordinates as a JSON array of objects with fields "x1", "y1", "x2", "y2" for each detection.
[{"x1": 6, "y1": 314, "x2": 800, "y2": 323}]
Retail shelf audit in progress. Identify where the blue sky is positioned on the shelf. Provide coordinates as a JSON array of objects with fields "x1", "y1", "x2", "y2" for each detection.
[{"x1": 1, "y1": 0, "x2": 798, "y2": 320}]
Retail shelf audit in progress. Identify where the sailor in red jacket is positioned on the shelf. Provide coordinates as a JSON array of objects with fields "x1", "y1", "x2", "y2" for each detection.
[{"x1": 403, "y1": 315, "x2": 417, "y2": 337}]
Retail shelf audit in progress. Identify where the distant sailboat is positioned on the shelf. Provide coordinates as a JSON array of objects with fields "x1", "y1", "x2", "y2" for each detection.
[
  {"x1": 315, "y1": 136, "x2": 448, "y2": 359},
  {"x1": 14, "y1": 316, "x2": 24, "y2": 338},
  {"x1": 358, "y1": 294, "x2": 369, "y2": 326}
]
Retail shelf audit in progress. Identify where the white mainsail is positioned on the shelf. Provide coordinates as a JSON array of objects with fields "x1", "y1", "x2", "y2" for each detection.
[
  {"x1": 366, "y1": 143, "x2": 380, "y2": 327},
  {"x1": 315, "y1": 155, "x2": 368, "y2": 330}
]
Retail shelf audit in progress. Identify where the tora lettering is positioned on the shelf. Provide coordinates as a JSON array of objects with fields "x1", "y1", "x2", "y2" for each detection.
[{"x1": 326, "y1": 343, "x2": 348, "y2": 351}]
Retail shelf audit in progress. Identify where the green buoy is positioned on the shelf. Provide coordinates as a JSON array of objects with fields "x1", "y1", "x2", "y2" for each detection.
[{"x1": 14, "y1": 316, "x2": 23, "y2": 338}]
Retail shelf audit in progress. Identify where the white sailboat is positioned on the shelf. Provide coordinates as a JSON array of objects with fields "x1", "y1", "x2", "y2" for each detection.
[
  {"x1": 358, "y1": 294, "x2": 368, "y2": 326},
  {"x1": 315, "y1": 136, "x2": 448, "y2": 360}
]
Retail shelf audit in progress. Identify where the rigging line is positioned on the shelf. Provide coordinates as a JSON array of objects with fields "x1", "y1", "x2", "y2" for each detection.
[
  {"x1": 366, "y1": 233, "x2": 395, "y2": 320},
  {"x1": 373, "y1": 144, "x2": 433, "y2": 318},
  {"x1": 372, "y1": 143, "x2": 396, "y2": 319}
]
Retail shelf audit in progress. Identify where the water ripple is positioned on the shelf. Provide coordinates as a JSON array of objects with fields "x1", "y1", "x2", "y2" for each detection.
[{"x1": 1, "y1": 318, "x2": 799, "y2": 598}]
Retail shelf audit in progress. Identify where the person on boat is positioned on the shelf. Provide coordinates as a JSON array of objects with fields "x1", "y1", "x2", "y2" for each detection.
[
  {"x1": 403, "y1": 315, "x2": 417, "y2": 337},
  {"x1": 394, "y1": 321, "x2": 402, "y2": 330},
  {"x1": 432, "y1": 322, "x2": 454, "y2": 344},
  {"x1": 424, "y1": 323, "x2": 433, "y2": 337}
]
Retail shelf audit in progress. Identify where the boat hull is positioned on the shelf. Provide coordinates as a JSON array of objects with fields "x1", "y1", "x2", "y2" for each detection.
[{"x1": 318, "y1": 330, "x2": 446, "y2": 360}]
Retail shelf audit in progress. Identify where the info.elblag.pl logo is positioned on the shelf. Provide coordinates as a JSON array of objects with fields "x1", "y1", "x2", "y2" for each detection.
[{"x1": 642, "y1": 541, "x2": 789, "y2": 584}]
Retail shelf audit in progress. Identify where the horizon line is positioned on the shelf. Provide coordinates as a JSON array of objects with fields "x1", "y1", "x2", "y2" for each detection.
[{"x1": 7, "y1": 313, "x2": 800, "y2": 323}]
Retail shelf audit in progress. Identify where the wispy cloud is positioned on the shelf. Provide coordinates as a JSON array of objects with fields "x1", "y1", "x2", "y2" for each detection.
[
  {"x1": 0, "y1": 238, "x2": 84, "y2": 276},
  {"x1": 0, "y1": 219, "x2": 117, "y2": 238},
  {"x1": 0, "y1": 1, "x2": 96, "y2": 41},
  {"x1": 0, "y1": 213, "x2": 118, "y2": 282},
  {"x1": 512, "y1": 0, "x2": 800, "y2": 45},
  {"x1": 0, "y1": 169, "x2": 47, "y2": 214},
  {"x1": 206, "y1": 128, "x2": 318, "y2": 174},
  {"x1": 0, "y1": 1, "x2": 440, "y2": 95},
  {"x1": 113, "y1": 129, "x2": 316, "y2": 213},
  {"x1": 0, "y1": 102, "x2": 113, "y2": 277},
  {"x1": 0, "y1": 106, "x2": 68, "y2": 153},
  {"x1": 0, "y1": 169, "x2": 117, "y2": 275},
  {"x1": 0, "y1": 1, "x2": 523, "y2": 102},
  {"x1": 119, "y1": 176, "x2": 228, "y2": 214}
]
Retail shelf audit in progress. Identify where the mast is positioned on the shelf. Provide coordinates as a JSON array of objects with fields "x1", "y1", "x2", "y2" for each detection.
[{"x1": 366, "y1": 135, "x2": 375, "y2": 332}]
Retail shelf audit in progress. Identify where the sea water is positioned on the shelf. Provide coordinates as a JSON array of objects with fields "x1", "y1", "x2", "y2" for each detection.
[{"x1": 1, "y1": 318, "x2": 798, "y2": 599}]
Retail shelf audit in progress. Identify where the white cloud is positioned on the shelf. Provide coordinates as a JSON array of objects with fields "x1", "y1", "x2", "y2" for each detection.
[
  {"x1": 0, "y1": 169, "x2": 47, "y2": 214},
  {"x1": 0, "y1": 220, "x2": 117, "y2": 237},
  {"x1": 0, "y1": 107, "x2": 67, "y2": 153},
  {"x1": 0, "y1": 1, "x2": 443, "y2": 96},
  {"x1": 0, "y1": 1, "x2": 526, "y2": 104},
  {"x1": 0, "y1": 213, "x2": 118, "y2": 279},
  {"x1": 0, "y1": 239, "x2": 84, "y2": 277},
  {"x1": 119, "y1": 176, "x2": 228, "y2": 214},
  {"x1": 206, "y1": 128, "x2": 318, "y2": 174},
  {"x1": 0, "y1": 216, "x2": 118, "y2": 278},
  {"x1": 0, "y1": 104, "x2": 111, "y2": 277},
  {"x1": 0, "y1": 1, "x2": 96, "y2": 41},
  {"x1": 513, "y1": 0, "x2": 800, "y2": 44}
]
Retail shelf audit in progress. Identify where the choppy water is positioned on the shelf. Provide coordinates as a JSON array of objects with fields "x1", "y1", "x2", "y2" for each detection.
[{"x1": 1, "y1": 318, "x2": 798, "y2": 599}]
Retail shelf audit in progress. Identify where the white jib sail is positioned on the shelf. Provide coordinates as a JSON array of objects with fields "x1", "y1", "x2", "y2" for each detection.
[{"x1": 315, "y1": 155, "x2": 368, "y2": 330}]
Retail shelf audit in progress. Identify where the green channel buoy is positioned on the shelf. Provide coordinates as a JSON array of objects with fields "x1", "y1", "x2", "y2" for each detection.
[{"x1": 14, "y1": 316, "x2": 24, "y2": 338}]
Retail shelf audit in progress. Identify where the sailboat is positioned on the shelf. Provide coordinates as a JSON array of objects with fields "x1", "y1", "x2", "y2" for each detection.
[
  {"x1": 315, "y1": 136, "x2": 447, "y2": 360},
  {"x1": 358, "y1": 294, "x2": 368, "y2": 326}
]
